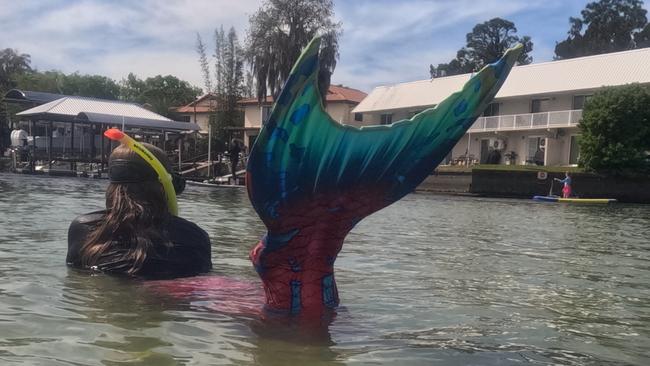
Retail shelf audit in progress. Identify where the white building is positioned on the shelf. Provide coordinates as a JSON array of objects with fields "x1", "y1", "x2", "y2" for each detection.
[
  {"x1": 353, "y1": 48, "x2": 650, "y2": 166},
  {"x1": 170, "y1": 93, "x2": 218, "y2": 134}
]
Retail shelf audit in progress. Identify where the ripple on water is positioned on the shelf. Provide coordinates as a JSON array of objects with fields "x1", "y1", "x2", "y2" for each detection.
[{"x1": 0, "y1": 173, "x2": 649, "y2": 365}]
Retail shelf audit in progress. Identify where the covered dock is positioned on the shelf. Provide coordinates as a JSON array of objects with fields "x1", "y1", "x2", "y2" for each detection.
[{"x1": 4, "y1": 89, "x2": 199, "y2": 175}]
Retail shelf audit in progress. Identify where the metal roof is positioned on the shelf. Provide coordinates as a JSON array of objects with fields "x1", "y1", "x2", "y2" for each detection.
[
  {"x1": 3, "y1": 89, "x2": 67, "y2": 104},
  {"x1": 16, "y1": 96, "x2": 199, "y2": 131},
  {"x1": 76, "y1": 112, "x2": 199, "y2": 131},
  {"x1": 354, "y1": 47, "x2": 650, "y2": 113},
  {"x1": 236, "y1": 85, "x2": 367, "y2": 106}
]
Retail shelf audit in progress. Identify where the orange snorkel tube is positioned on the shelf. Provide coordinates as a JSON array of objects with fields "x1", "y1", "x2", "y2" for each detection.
[{"x1": 104, "y1": 128, "x2": 178, "y2": 216}]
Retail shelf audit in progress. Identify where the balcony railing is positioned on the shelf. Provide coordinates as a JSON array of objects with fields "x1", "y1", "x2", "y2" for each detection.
[{"x1": 469, "y1": 109, "x2": 582, "y2": 132}]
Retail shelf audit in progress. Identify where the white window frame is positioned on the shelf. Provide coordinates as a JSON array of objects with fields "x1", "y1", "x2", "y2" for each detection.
[
  {"x1": 572, "y1": 94, "x2": 593, "y2": 110},
  {"x1": 527, "y1": 135, "x2": 547, "y2": 165}
]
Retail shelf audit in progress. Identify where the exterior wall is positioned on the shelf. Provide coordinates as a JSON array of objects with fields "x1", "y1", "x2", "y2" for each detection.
[
  {"x1": 192, "y1": 114, "x2": 210, "y2": 134},
  {"x1": 450, "y1": 127, "x2": 580, "y2": 166},
  {"x1": 451, "y1": 134, "x2": 482, "y2": 162},
  {"x1": 326, "y1": 103, "x2": 353, "y2": 124},
  {"x1": 358, "y1": 92, "x2": 586, "y2": 166},
  {"x1": 177, "y1": 113, "x2": 210, "y2": 133},
  {"x1": 498, "y1": 98, "x2": 529, "y2": 115},
  {"x1": 493, "y1": 93, "x2": 574, "y2": 115},
  {"x1": 356, "y1": 108, "x2": 430, "y2": 127},
  {"x1": 244, "y1": 105, "x2": 265, "y2": 128},
  {"x1": 361, "y1": 113, "x2": 381, "y2": 125},
  {"x1": 243, "y1": 102, "x2": 364, "y2": 128}
]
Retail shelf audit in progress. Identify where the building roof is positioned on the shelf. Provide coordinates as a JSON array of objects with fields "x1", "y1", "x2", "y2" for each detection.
[
  {"x1": 237, "y1": 85, "x2": 367, "y2": 106},
  {"x1": 3, "y1": 89, "x2": 67, "y2": 104},
  {"x1": 326, "y1": 85, "x2": 367, "y2": 103},
  {"x1": 353, "y1": 47, "x2": 650, "y2": 113},
  {"x1": 170, "y1": 93, "x2": 219, "y2": 113},
  {"x1": 16, "y1": 96, "x2": 199, "y2": 131}
]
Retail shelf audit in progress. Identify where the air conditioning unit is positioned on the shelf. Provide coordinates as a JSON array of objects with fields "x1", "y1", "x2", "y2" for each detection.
[{"x1": 489, "y1": 138, "x2": 505, "y2": 150}]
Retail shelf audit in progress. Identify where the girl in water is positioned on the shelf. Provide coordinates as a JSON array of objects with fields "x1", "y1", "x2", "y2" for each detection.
[{"x1": 67, "y1": 143, "x2": 212, "y2": 278}]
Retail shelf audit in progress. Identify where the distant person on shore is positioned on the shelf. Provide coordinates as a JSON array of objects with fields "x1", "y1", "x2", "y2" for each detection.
[
  {"x1": 228, "y1": 139, "x2": 242, "y2": 184},
  {"x1": 555, "y1": 172, "x2": 572, "y2": 198},
  {"x1": 67, "y1": 143, "x2": 211, "y2": 278}
]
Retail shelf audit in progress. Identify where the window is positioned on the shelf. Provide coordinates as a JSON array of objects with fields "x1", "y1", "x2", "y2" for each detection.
[
  {"x1": 261, "y1": 106, "x2": 271, "y2": 124},
  {"x1": 531, "y1": 98, "x2": 550, "y2": 113},
  {"x1": 482, "y1": 103, "x2": 500, "y2": 117},
  {"x1": 178, "y1": 115, "x2": 191, "y2": 122},
  {"x1": 527, "y1": 136, "x2": 546, "y2": 165},
  {"x1": 569, "y1": 135, "x2": 580, "y2": 165},
  {"x1": 354, "y1": 113, "x2": 363, "y2": 122},
  {"x1": 572, "y1": 95, "x2": 592, "y2": 110},
  {"x1": 380, "y1": 113, "x2": 393, "y2": 125}
]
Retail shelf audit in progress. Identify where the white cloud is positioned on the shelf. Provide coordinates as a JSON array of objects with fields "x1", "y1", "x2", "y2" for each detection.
[
  {"x1": 0, "y1": 0, "x2": 260, "y2": 88},
  {"x1": 0, "y1": 0, "x2": 584, "y2": 93},
  {"x1": 94, "y1": 49, "x2": 206, "y2": 88},
  {"x1": 334, "y1": 0, "x2": 567, "y2": 90}
]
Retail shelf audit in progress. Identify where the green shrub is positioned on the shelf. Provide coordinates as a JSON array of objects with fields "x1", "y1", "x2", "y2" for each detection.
[{"x1": 579, "y1": 84, "x2": 650, "y2": 175}]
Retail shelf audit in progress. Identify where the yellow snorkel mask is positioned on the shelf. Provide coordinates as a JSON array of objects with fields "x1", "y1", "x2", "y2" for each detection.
[{"x1": 104, "y1": 128, "x2": 178, "y2": 216}]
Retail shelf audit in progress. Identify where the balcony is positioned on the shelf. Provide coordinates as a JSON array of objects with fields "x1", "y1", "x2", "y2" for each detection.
[{"x1": 469, "y1": 109, "x2": 582, "y2": 132}]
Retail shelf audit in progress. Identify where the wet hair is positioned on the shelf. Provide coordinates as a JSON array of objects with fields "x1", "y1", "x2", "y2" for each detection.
[{"x1": 80, "y1": 143, "x2": 174, "y2": 275}]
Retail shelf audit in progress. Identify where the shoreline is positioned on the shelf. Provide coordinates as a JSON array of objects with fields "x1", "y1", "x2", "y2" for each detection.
[{"x1": 2, "y1": 167, "x2": 649, "y2": 204}]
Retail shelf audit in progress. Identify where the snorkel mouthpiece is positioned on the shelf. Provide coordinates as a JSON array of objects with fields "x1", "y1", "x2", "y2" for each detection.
[{"x1": 104, "y1": 128, "x2": 178, "y2": 215}]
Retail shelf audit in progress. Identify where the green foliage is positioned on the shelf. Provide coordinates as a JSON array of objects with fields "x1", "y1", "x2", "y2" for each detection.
[
  {"x1": 14, "y1": 70, "x2": 62, "y2": 93},
  {"x1": 430, "y1": 18, "x2": 533, "y2": 78},
  {"x1": 555, "y1": 0, "x2": 648, "y2": 59},
  {"x1": 578, "y1": 84, "x2": 650, "y2": 174},
  {"x1": 0, "y1": 48, "x2": 32, "y2": 93},
  {"x1": 12, "y1": 68, "x2": 199, "y2": 117},
  {"x1": 1, "y1": 46, "x2": 200, "y2": 126},
  {"x1": 246, "y1": 0, "x2": 341, "y2": 101},
  {"x1": 635, "y1": 23, "x2": 650, "y2": 47},
  {"x1": 120, "y1": 73, "x2": 201, "y2": 117},
  {"x1": 62, "y1": 73, "x2": 121, "y2": 99},
  {"x1": 14, "y1": 70, "x2": 121, "y2": 99}
]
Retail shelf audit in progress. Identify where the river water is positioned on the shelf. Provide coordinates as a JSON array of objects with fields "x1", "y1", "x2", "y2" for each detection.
[{"x1": 0, "y1": 172, "x2": 648, "y2": 365}]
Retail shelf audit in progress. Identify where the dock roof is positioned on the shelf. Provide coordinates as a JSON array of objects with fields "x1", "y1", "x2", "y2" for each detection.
[{"x1": 16, "y1": 95, "x2": 199, "y2": 131}]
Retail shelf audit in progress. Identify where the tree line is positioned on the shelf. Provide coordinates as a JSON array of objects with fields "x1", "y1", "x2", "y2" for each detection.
[
  {"x1": 0, "y1": 48, "x2": 202, "y2": 118},
  {"x1": 2, "y1": 0, "x2": 648, "y2": 172},
  {"x1": 3, "y1": 0, "x2": 649, "y2": 117},
  {"x1": 430, "y1": 0, "x2": 650, "y2": 78}
]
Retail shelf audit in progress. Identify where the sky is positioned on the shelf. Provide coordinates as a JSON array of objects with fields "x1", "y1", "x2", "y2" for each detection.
[{"x1": 1, "y1": 0, "x2": 646, "y2": 93}]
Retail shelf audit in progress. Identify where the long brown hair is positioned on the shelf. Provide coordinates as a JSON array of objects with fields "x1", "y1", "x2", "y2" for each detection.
[{"x1": 81, "y1": 143, "x2": 172, "y2": 275}]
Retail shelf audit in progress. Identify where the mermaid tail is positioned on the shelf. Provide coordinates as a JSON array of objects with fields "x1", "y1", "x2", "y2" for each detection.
[{"x1": 247, "y1": 37, "x2": 522, "y2": 314}]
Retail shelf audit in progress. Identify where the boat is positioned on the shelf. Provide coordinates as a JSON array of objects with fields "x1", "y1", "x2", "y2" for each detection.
[
  {"x1": 533, "y1": 195, "x2": 617, "y2": 204},
  {"x1": 186, "y1": 180, "x2": 244, "y2": 189}
]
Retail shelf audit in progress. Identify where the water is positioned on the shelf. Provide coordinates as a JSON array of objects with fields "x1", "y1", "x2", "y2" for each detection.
[{"x1": 0, "y1": 172, "x2": 649, "y2": 365}]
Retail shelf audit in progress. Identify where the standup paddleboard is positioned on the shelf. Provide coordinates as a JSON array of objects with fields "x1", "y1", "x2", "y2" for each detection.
[{"x1": 533, "y1": 196, "x2": 617, "y2": 204}]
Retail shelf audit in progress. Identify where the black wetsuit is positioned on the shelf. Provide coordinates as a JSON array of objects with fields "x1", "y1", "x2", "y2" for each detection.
[{"x1": 67, "y1": 211, "x2": 212, "y2": 278}]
